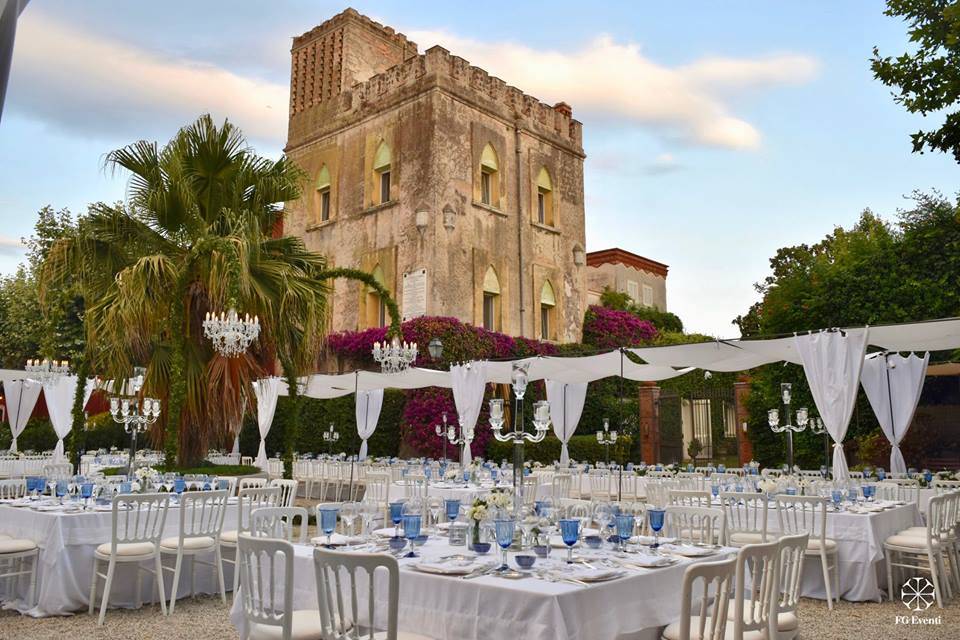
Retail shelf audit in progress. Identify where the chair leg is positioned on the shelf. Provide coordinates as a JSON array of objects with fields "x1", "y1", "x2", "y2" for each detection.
[
  {"x1": 88, "y1": 557, "x2": 99, "y2": 615},
  {"x1": 28, "y1": 553, "x2": 38, "y2": 608},
  {"x1": 936, "y1": 551, "x2": 951, "y2": 600},
  {"x1": 168, "y1": 552, "x2": 183, "y2": 614},
  {"x1": 820, "y1": 551, "x2": 834, "y2": 610},
  {"x1": 929, "y1": 551, "x2": 944, "y2": 608},
  {"x1": 215, "y1": 546, "x2": 226, "y2": 603},
  {"x1": 230, "y1": 546, "x2": 241, "y2": 599},
  {"x1": 97, "y1": 559, "x2": 116, "y2": 626},
  {"x1": 886, "y1": 548, "x2": 895, "y2": 602},
  {"x1": 154, "y1": 554, "x2": 167, "y2": 616},
  {"x1": 189, "y1": 555, "x2": 196, "y2": 599}
]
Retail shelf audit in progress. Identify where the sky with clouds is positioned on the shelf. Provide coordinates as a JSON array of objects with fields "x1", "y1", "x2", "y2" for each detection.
[{"x1": 1, "y1": 1, "x2": 957, "y2": 337}]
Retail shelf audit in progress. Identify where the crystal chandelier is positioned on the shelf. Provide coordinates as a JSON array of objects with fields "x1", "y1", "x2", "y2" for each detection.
[
  {"x1": 25, "y1": 358, "x2": 70, "y2": 383},
  {"x1": 203, "y1": 309, "x2": 261, "y2": 357},
  {"x1": 372, "y1": 336, "x2": 417, "y2": 374},
  {"x1": 109, "y1": 369, "x2": 161, "y2": 475}
]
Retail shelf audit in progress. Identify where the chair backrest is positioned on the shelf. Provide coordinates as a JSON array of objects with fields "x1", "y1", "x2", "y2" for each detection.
[
  {"x1": 669, "y1": 489, "x2": 711, "y2": 507},
  {"x1": 522, "y1": 475, "x2": 539, "y2": 505},
  {"x1": 875, "y1": 480, "x2": 919, "y2": 503},
  {"x1": 552, "y1": 473, "x2": 572, "y2": 500},
  {"x1": 110, "y1": 493, "x2": 170, "y2": 551},
  {"x1": 251, "y1": 506, "x2": 309, "y2": 543},
  {"x1": 776, "y1": 533, "x2": 810, "y2": 616},
  {"x1": 561, "y1": 499, "x2": 591, "y2": 519},
  {"x1": 43, "y1": 463, "x2": 72, "y2": 479},
  {"x1": 238, "y1": 534, "x2": 295, "y2": 640},
  {"x1": 269, "y1": 478, "x2": 299, "y2": 507},
  {"x1": 720, "y1": 492, "x2": 768, "y2": 541},
  {"x1": 775, "y1": 495, "x2": 827, "y2": 543},
  {"x1": 665, "y1": 505, "x2": 726, "y2": 545},
  {"x1": 314, "y1": 547, "x2": 400, "y2": 640},
  {"x1": 732, "y1": 541, "x2": 780, "y2": 639},
  {"x1": 617, "y1": 473, "x2": 640, "y2": 501},
  {"x1": 0, "y1": 478, "x2": 26, "y2": 499},
  {"x1": 932, "y1": 479, "x2": 960, "y2": 495},
  {"x1": 675, "y1": 557, "x2": 736, "y2": 640},
  {"x1": 216, "y1": 476, "x2": 239, "y2": 496},
  {"x1": 847, "y1": 471, "x2": 864, "y2": 480},
  {"x1": 762, "y1": 469, "x2": 783, "y2": 478},
  {"x1": 237, "y1": 486, "x2": 283, "y2": 533},
  {"x1": 238, "y1": 477, "x2": 268, "y2": 491},
  {"x1": 403, "y1": 477, "x2": 428, "y2": 501},
  {"x1": 364, "y1": 472, "x2": 390, "y2": 504},
  {"x1": 645, "y1": 480, "x2": 675, "y2": 508},
  {"x1": 176, "y1": 490, "x2": 229, "y2": 542}
]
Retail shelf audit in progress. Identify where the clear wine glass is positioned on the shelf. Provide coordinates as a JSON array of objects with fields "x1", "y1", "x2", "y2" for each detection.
[
  {"x1": 427, "y1": 497, "x2": 443, "y2": 533},
  {"x1": 340, "y1": 502, "x2": 357, "y2": 537}
]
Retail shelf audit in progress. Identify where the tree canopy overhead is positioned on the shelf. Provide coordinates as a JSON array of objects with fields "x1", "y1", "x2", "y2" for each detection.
[{"x1": 872, "y1": 0, "x2": 960, "y2": 161}]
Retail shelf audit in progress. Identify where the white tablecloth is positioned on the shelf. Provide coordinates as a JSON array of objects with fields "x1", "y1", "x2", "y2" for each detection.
[
  {"x1": 389, "y1": 481, "x2": 551, "y2": 505},
  {"x1": 766, "y1": 502, "x2": 920, "y2": 602},
  {"x1": 230, "y1": 537, "x2": 734, "y2": 640},
  {"x1": 0, "y1": 500, "x2": 239, "y2": 616}
]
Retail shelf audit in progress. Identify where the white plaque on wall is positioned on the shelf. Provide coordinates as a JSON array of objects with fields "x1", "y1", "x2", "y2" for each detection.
[{"x1": 402, "y1": 268, "x2": 427, "y2": 321}]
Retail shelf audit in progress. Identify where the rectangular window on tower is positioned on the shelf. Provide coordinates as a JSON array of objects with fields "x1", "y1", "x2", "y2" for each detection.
[
  {"x1": 537, "y1": 188, "x2": 547, "y2": 224},
  {"x1": 319, "y1": 188, "x2": 331, "y2": 222},
  {"x1": 483, "y1": 293, "x2": 496, "y2": 330},
  {"x1": 379, "y1": 170, "x2": 391, "y2": 203},
  {"x1": 481, "y1": 170, "x2": 492, "y2": 206},
  {"x1": 642, "y1": 284, "x2": 654, "y2": 308}
]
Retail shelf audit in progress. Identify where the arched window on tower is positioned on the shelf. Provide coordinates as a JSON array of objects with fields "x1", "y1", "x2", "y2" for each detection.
[
  {"x1": 482, "y1": 266, "x2": 501, "y2": 331},
  {"x1": 535, "y1": 167, "x2": 554, "y2": 226},
  {"x1": 540, "y1": 280, "x2": 556, "y2": 340},
  {"x1": 479, "y1": 143, "x2": 500, "y2": 208},
  {"x1": 365, "y1": 265, "x2": 388, "y2": 328},
  {"x1": 373, "y1": 141, "x2": 392, "y2": 205},
  {"x1": 316, "y1": 165, "x2": 331, "y2": 222}
]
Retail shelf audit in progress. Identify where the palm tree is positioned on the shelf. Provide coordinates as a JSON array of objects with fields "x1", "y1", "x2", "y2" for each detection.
[{"x1": 40, "y1": 115, "x2": 332, "y2": 466}]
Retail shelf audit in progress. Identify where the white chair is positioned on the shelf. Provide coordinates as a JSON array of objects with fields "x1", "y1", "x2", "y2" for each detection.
[
  {"x1": 721, "y1": 492, "x2": 768, "y2": 547},
  {"x1": 42, "y1": 462, "x2": 73, "y2": 480},
  {"x1": 726, "y1": 540, "x2": 780, "y2": 640},
  {"x1": 89, "y1": 493, "x2": 170, "y2": 625},
  {"x1": 251, "y1": 506, "x2": 309, "y2": 544},
  {"x1": 770, "y1": 533, "x2": 809, "y2": 640},
  {"x1": 238, "y1": 534, "x2": 322, "y2": 640},
  {"x1": 0, "y1": 535, "x2": 39, "y2": 608},
  {"x1": 669, "y1": 490, "x2": 712, "y2": 507},
  {"x1": 522, "y1": 475, "x2": 539, "y2": 506},
  {"x1": 0, "y1": 478, "x2": 26, "y2": 499},
  {"x1": 313, "y1": 546, "x2": 431, "y2": 640},
  {"x1": 221, "y1": 486, "x2": 282, "y2": 597},
  {"x1": 884, "y1": 493, "x2": 953, "y2": 608},
  {"x1": 159, "y1": 489, "x2": 229, "y2": 613},
  {"x1": 270, "y1": 478, "x2": 299, "y2": 508},
  {"x1": 216, "y1": 476, "x2": 239, "y2": 497},
  {"x1": 876, "y1": 479, "x2": 920, "y2": 503},
  {"x1": 665, "y1": 505, "x2": 726, "y2": 546},
  {"x1": 551, "y1": 473, "x2": 572, "y2": 501},
  {"x1": 660, "y1": 557, "x2": 736, "y2": 640},
  {"x1": 931, "y1": 479, "x2": 960, "y2": 495},
  {"x1": 775, "y1": 495, "x2": 838, "y2": 609},
  {"x1": 239, "y1": 477, "x2": 268, "y2": 491}
]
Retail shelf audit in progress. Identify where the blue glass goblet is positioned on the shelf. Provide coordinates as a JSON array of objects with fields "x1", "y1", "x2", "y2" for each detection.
[
  {"x1": 389, "y1": 501, "x2": 405, "y2": 537},
  {"x1": 319, "y1": 507, "x2": 339, "y2": 547},
  {"x1": 444, "y1": 499, "x2": 460, "y2": 523},
  {"x1": 648, "y1": 509, "x2": 665, "y2": 549},
  {"x1": 174, "y1": 478, "x2": 186, "y2": 495},
  {"x1": 55, "y1": 479, "x2": 68, "y2": 500},
  {"x1": 402, "y1": 514, "x2": 422, "y2": 558},
  {"x1": 559, "y1": 518, "x2": 580, "y2": 563},
  {"x1": 710, "y1": 484, "x2": 720, "y2": 499},
  {"x1": 831, "y1": 490, "x2": 843, "y2": 511},
  {"x1": 615, "y1": 513, "x2": 634, "y2": 552},
  {"x1": 494, "y1": 519, "x2": 515, "y2": 571},
  {"x1": 877, "y1": 469, "x2": 886, "y2": 481},
  {"x1": 119, "y1": 481, "x2": 132, "y2": 494},
  {"x1": 80, "y1": 482, "x2": 94, "y2": 506}
]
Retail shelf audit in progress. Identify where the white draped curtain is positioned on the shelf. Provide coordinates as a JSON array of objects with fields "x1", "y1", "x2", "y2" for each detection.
[
  {"x1": 795, "y1": 329, "x2": 869, "y2": 481},
  {"x1": 450, "y1": 362, "x2": 487, "y2": 467},
  {"x1": 355, "y1": 389, "x2": 384, "y2": 461},
  {"x1": 251, "y1": 377, "x2": 281, "y2": 470},
  {"x1": 861, "y1": 352, "x2": 928, "y2": 474},
  {"x1": 4, "y1": 379, "x2": 42, "y2": 453},
  {"x1": 545, "y1": 380, "x2": 587, "y2": 466},
  {"x1": 43, "y1": 375, "x2": 94, "y2": 463}
]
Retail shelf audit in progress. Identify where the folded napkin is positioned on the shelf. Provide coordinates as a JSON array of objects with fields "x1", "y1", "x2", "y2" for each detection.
[
  {"x1": 659, "y1": 543, "x2": 717, "y2": 557},
  {"x1": 630, "y1": 535, "x2": 677, "y2": 545},
  {"x1": 374, "y1": 527, "x2": 402, "y2": 538},
  {"x1": 310, "y1": 533, "x2": 363, "y2": 546},
  {"x1": 549, "y1": 564, "x2": 622, "y2": 582},
  {"x1": 625, "y1": 553, "x2": 674, "y2": 567},
  {"x1": 413, "y1": 559, "x2": 484, "y2": 575}
]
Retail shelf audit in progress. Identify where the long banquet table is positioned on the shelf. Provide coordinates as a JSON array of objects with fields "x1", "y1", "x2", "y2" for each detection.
[
  {"x1": 388, "y1": 480, "x2": 553, "y2": 505},
  {"x1": 230, "y1": 535, "x2": 735, "y2": 640},
  {"x1": 0, "y1": 499, "x2": 239, "y2": 617}
]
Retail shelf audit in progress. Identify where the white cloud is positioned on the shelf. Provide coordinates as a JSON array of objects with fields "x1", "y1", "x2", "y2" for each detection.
[
  {"x1": 0, "y1": 235, "x2": 25, "y2": 257},
  {"x1": 10, "y1": 12, "x2": 288, "y2": 146},
  {"x1": 407, "y1": 30, "x2": 817, "y2": 150}
]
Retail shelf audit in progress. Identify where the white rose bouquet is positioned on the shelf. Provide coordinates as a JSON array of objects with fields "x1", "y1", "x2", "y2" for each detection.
[
  {"x1": 486, "y1": 490, "x2": 513, "y2": 510},
  {"x1": 758, "y1": 478, "x2": 779, "y2": 494}
]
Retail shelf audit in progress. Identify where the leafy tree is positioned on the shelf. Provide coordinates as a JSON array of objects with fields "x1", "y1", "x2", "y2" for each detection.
[
  {"x1": 598, "y1": 286, "x2": 684, "y2": 332},
  {"x1": 871, "y1": 0, "x2": 960, "y2": 161}
]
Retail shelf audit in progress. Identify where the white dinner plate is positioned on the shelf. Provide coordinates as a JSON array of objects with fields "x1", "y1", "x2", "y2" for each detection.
[
  {"x1": 412, "y1": 560, "x2": 484, "y2": 576},
  {"x1": 659, "y1": 543, "x2": 718, "y2": 557}
]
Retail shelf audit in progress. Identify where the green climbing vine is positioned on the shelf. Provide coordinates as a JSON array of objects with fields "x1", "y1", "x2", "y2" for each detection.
[{"x1": 314, "y1": 268, "x2": 402, "y2": 339}]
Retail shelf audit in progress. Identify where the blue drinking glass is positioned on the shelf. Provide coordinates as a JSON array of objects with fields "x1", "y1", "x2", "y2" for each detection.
[
  {"x1": 687, "y1": 464, "x2": 694, "y2": 473},
  {"x1": 25, "y1": 476, "x2": 36, "y2": 495},
  {"x1": 389, "y1": 501, "x2": 405, "y2": 536},
  {"x1": 831, "y1": 490, "x2": 843, "y2": 510},
  {"x1": 717, "y1": 464, "x2": 726, "y2": 473},
  {"x1": 494, "y1": 519, "x2": 515, "y2": 570},
  {"x1": 615, "y1": 513, "x2": 634, "y2": 551},
  {"x1": 80, "y1": 482, "x2": 94, "y2": 500},
  {"x1": 559, "y1": 518, "x2": 580, "y2": 563},
  {"x1": 820, "y1": 465, "x2": 828, "y2": 478},
  {"x1": 924, "y1": 471, "x2": 933, "y2": 484},
  {"x1": 648, "y1": 508, "x2": 665, "y2": 549},
  {"x1": 847, "y1": 487, "x2": 858, "y2": 502},
  {"x1": 424, "y1": 466, "x2": 432, "y2": 481},
  {"x1": 55, "y1": 479, "x2": 68, "y2": 499},
  {"x1": 877, "y1": 469, "x2": 886, "y2": 481},
  {"x1": 444, "y1": 499, "x2": 460, "y2": 523},
  {"x1": 710, "y1": 484, "x2": 720, "y2": 498},
  {"x1": 319, "y1": 507, "x2": 338, "y2": 547},
  {"x1": 463, "y1": 470, "x2": 471, "y2": 483},
  {"x1": 119, "y1": 481, "x2": 132, "y2": 494},
  {"x1": 491, "y1": 468, "x2": 499, "y2": 483},
  {"x1": 174, "y1": 478, "x2": 186, "y2": 494},
  {"x1": 402, "y1": 514, "x2": 422, "y2": 557},
  {"x1": 786, "y1": 487, "x2": 797, "y2": 496}
]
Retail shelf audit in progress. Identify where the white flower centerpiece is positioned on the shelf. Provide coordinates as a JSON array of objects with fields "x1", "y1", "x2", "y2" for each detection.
[
  {"x1": 464, "y1": 489, "x2": 513, "y2": 549},
  {"x1": 133, "y1": 465, "x2": 159, "y2": 493}
]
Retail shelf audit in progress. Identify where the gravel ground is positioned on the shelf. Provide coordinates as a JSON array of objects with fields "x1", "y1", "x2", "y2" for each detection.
[{"x1": 1, "y1": 596, "x2": 958, "y2": 640}]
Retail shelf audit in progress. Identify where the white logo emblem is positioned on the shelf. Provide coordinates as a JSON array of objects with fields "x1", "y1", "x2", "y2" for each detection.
[{"x1": 901, "y1": 577, "x2": 935, "y2": 611}]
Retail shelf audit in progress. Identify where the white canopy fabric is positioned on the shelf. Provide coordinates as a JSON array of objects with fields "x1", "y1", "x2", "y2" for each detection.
[
  {"x1": 450, "y1": 362, "x2": 488, "y2": 467},
  {"x1": 795, "y1": 329, "x2": 869, "y2": 481},
  {"x1": 355, "y1": 389, "x2": 384, "y2": 461},
  {"x1": 3, "y1": 378, "x2": 41, "y2": 453},
  {"x1": 545, "y1": 380, "x2": 588, "y2": 466},
  {"x1": 43, "y1": 375, "x2": 94, "y2": 463},
  {"x1": 251, "y1": 377, "x2": 282, "y2": 470},
  {"x1": 861, "y1": 352, "x2": 929, "y2": 474}
]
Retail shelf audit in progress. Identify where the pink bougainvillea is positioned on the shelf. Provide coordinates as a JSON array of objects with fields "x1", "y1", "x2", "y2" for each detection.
[{"x1": 582, "y1": 305, "x2": 658, "y2": 349}]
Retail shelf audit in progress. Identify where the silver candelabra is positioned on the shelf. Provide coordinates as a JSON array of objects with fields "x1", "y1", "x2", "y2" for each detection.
[
  {"x1": 434, "y1": 412, "x2": 450, "y2": 462},
  {"x1": 489, "y1": 362, "x2": 550, "y2": 513},
  {"x1": 109, "y1": 368, "x2": 161, "y2": 476},
  {"x1": 596, "y1": 417, "x2": 618, "y2": 465},
  {"x1": 322, "y1": 423, "x2": 340, "y2": 454},
  {"x1": 767, "y1": 383, "x2": 810, "y2": 473}
]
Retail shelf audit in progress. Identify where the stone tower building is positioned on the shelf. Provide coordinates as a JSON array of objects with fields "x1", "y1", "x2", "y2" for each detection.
[{"x1": 284, "y1": 9, "x2": 587, "y2": 343}]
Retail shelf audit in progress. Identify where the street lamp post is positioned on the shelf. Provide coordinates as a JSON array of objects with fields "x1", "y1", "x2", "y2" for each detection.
[
  {"x1": 488, "y1": 362, "x2": 550, "y2": 514},
  {"x1": 109, "y1": 368, "x2": 161, "y2": 476}
]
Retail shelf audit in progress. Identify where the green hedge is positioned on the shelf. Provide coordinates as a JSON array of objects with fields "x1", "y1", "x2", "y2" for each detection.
[
  {"x1": 0, "y1": 417, "x2": 56, "y2": 451},
  {"x1": 485, "y1": 434, "x2": 633, "y2": 465},
  {"x1": 239, "y1": 390, "x2": 406, "y2": 459}
]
